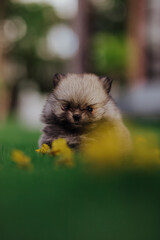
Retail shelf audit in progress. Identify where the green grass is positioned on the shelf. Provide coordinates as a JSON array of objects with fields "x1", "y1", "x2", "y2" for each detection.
[{"x1": 0, "y1": 120, "x2": 160, "y2": 240}]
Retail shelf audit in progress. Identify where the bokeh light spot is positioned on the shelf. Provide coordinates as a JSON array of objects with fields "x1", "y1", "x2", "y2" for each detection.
[
  {"x1": 46, "y1": 24, "x2": 79, "y2": 59},
  {"x1": 3, "y1": 17, "x2": 27, "y2": 42}
]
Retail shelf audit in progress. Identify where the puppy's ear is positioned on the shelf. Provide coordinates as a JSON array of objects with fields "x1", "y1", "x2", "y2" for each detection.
[
  {"x1": 53, "y1": 73, "x2": 65, "y2": 88},
  {"x1": 99, "y1": 76, "x2": 112, "y2": 94}
]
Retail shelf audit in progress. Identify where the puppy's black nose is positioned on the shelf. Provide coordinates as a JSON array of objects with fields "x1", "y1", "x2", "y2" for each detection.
[{"x1": 73, "y1": 114, "x2": 81, "y2": 122}]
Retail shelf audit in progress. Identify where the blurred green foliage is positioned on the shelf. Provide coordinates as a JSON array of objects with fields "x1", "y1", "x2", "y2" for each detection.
[
  {"x1": 0, "y1": 121, "x2": 160, "y2": 240},
  {"x1": 90, "y1": 0, "x2": 128, "y2": 80},
  {"x1": 3, "y1": 0, "x2": 129, "y2": 114},
  {"x1": 91, "y1": 33, "x2": 127, "y2": 80},
  {"x1": 6, "y1": 0, "x2": 65, "y2": 92},
  {"x1": 5, "y1": 0, "x2": 128, "y2": 93}
]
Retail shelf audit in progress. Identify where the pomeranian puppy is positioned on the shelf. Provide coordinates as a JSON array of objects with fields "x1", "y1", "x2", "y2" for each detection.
[{"x1": 39, "y1": 73, "x2": 131, "y2": 149}]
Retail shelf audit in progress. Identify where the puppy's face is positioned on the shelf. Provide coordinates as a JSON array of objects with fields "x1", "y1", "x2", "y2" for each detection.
[{"x1": 52, "y1": 73, "x2": 112, "y2": 128}]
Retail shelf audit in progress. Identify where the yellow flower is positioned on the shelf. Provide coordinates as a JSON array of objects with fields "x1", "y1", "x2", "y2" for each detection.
[
  {"x1": 51, "y1": 138, "x2": 68, "y2": 155},
  {"x1": 133, "y1": 134, "x2": 160, "y2": 167},
  {"x1": 51, "y1": 138, "x2": 74, "y2": 167},
  {"x1": 154, "y1": 148, "x2": 160, "y2": 163},
  {"x1": 11, "y1": 150, "x2": 33, "y2": 170},
  {"x1": 81, "y1": 120, "x2": 160, "y2": 170},
  {"x1": 35, "y1": 139, "x2": 74, "y2": 167},
  {"x1": 81, "y1": 122, "x2": 131, "y2": 169},
  {"x1": 36, "y1": 144, "x2": 50, "y2": 154}
]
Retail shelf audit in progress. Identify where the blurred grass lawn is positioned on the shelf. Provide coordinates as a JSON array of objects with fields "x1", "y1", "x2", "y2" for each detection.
[{"x1": 0, "y1": 120, "x2": 160, "y2": 240}]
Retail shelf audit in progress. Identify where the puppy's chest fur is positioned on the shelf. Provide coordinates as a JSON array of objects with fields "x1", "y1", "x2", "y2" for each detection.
[{"x1": 40, "y1": 119, "x2": 87, "y2": 149}]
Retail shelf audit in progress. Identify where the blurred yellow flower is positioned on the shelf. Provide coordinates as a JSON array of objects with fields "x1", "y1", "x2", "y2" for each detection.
[
  {"x1": 36, "y1": 144, "x2": 50, "y2": 154},
  {"x1": 35, "y1": 139, "x2": 74, "y2": 167},
  {"x1": 11, "y1": 150, "x2": 33, "y2": 170},
  {"x1": 81, "y1": 121, "x2": 160, "y2": 170},
  {"x1": 35, "y1": 131, "x2": 160, "y2": 170},
  {"x1": 133, "y1": 134, "x2": 160, "y2": 167},
  {"x1": 81, "y1": 122, "x2": 131, "y2": 169},
  {"x1": 51, "y1": 138, "x2": 74, "y2": 167},
  {"x1": 154, "y1": 148, "x2": 160, "y2": 162}
]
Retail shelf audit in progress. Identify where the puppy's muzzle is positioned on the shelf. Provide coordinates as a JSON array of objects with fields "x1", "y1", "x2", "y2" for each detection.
[{"x1": 73, "y1": 114, "x2": 81, "y2": 122}]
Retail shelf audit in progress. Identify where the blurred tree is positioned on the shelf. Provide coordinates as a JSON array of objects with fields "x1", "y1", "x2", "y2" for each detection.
[
  {"x1": 147, "y1": 0, "x2": 160, "y2": 82},
  {"x1": 4, "y1": 0, "x2": 65, "y2": 112},
  {"x1": 0, "y1": 0, "x2": 10, "y2": 121},
  {"x1": 6, "y1": 1, "x2": 64, "y2": 90},
  {"x1": 89, "y1": 0, "x2": 128, "y2": 82},
  {"x1": 69, "y1": 0, "x2": 90, "y2": 73},
  {"x1": 127, "y1": 0, "x2": 146, "y2": 86},
  {"x1": 69, "y1": 0, "x2": 128, "y2": 82}
]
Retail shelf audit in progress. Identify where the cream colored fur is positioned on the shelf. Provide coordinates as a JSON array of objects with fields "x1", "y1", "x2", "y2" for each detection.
[{"x1": 55, "y1": 74, "x2": 107, "y2": 105}]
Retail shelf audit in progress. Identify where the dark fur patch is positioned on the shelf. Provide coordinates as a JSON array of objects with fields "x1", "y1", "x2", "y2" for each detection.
[
  {"x1": 99, "y1": 76, "x2": 113, "y2": 93},
  {"x1": 39, "y1": 123, "x2": 81, "y2": 148},
  {"x1": 53, "y1": 73, "x2": 65, "y2": 89}
]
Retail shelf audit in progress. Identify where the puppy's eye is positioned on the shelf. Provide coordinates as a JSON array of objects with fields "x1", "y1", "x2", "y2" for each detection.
[
  {"x1": 64, "y1": 104, "x2": 70, "y2": 111},
  {"x1": 86, "y1": 106, "x2": 93, "y2": 112}
]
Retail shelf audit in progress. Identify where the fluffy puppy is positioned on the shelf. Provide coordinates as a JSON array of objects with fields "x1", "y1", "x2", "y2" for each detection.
[{"x1": 39, "y1": 73, "x2": 131, "y2": 149}]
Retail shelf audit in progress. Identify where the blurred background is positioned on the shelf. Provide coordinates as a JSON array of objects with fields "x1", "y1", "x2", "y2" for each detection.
[
  {"x1": 1, "y1": 2, "x2": 160, "y2": 240},
  {"x1": 0, "y1": 0, "x2": 160, "y2": 128}
]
